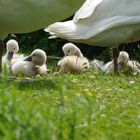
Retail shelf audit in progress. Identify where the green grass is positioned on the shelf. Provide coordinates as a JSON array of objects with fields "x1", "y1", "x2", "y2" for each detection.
[{"x1": 0, "y1": 68, "x2": 140, "y2": 140}]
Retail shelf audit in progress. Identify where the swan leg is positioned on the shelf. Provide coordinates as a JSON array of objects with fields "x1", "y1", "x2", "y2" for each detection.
[
  {"x1": 113, "y1": 47, "x2": 119, "y2": 74},
  {"x1": 0, "y1": 41, "x2": 4, "y2": 73}
]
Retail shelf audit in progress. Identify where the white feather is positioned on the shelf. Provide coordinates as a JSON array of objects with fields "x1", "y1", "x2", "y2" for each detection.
[
  {"x1": 11, "y1": 49, "x2": 47, "y2": 76},
  {"x1": 2, "y1": 39, "x2": 24, "y2": 71},
  {"x1": 46, "y1": 0, "x2": 140, "y2": 47},
  {"x1": 59, "y1": 55, "x2": 89, "y2": 74}
]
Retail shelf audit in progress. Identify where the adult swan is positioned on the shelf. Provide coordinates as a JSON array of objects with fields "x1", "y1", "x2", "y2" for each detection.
[{"x1": 46, "y1": 0, "x2": 140, "y2": 73}]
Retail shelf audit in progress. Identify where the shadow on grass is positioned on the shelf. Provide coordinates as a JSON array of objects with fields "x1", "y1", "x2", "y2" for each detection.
[
  {"x1": 0, "y1": 78, "x2": 57, "y2": 91},
  {"x1": 18, "y1": 79, "x2": 58, "y2": 91}
]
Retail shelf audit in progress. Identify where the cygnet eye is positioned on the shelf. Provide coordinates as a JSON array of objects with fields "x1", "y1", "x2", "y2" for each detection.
[{"x1": 67, "y1": 50, "x2": 71, "y2": 53}]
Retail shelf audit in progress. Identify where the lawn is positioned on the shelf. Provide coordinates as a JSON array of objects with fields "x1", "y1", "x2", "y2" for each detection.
[{"x1": 0, "y1": 65, "x2": 140, "y2": 140}]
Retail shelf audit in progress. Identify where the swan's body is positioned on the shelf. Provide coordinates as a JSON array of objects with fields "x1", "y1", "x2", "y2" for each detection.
[
  {"x1": 0, "y1": 0, "x2": 84, "y2": 39},
  {"x1": 11, "y1": 49, "x2": 47, "y2": 76},
  {"x1": 46, "y1": 0, "x2": 140, "y2": 47},
  {"x1": 59, "y1": 55, "x2": 89, "y2": 74},
  {"x1": 12, "y1": 61, "x2": 47, "y2": 76}
]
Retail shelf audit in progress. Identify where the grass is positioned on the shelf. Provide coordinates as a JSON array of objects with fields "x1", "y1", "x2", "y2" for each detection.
[{"x1": 0, "y1": 65, "x2": 140, "y2": 140}]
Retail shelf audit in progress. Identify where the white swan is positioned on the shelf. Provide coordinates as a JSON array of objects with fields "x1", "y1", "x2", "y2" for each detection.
[
  {"x1": 46, "y1": 0, "x2": 140, "y2": 46},
  {"x1": 0, "y1": 0, "x2": 84, "y2": 72},
  {"x1": 11, "y1": 49, "x2": 47, "y2": 76},
  {"x1": 58, "y1": 55, "x2": 89, "y2": 74},
  {"x1": 2, "y1": 39, "x2": 24, "y2": 67},
  {"x1": 45, "y1": 0, "x2": 140, "y2": 73}
]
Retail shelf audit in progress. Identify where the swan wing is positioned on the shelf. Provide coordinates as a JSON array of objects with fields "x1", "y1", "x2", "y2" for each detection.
[{"x1": 73, "y1": 0, "x2": 103, "y2": 22}]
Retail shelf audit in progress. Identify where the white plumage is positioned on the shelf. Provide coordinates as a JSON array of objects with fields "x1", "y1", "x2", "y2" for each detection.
[
  {"x1": 127, "y1": 61, "x2": 140, "y2": 75},
  {"x1": 2, "y1": 39, "x2": 24, "y2": 69},
  {"x1": 46, "y1": 0, "x2": 140, "y2": 73},
  {"x1": 59, "y1": 55, "x2": 89, "y2": 74},
  {"x1": 91, "y1": 51, "x2": 140, "y2": 75},
  {"x1": 62, "y1": 43, "x2": 83, "y2": 57},
  {"x1": 11, "y1": 49, "x2": 47, "y2": 76},
  {"x1": 46, "y1": 0, "x2": 140, "y2": 46},
  {"x1": 58, "y1": 43, "x2": 89, "y2": 73}
]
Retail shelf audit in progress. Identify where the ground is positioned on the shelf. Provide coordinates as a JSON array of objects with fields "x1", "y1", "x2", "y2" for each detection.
[{"x1": 0, "y1": 66, "x2": 140, "y2": 140}]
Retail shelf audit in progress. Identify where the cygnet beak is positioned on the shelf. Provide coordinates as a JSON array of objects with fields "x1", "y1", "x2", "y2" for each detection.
[
  {"x1": 7, "y1": 51, "x2": 14, "y2": 60},
  {"x1": 24, "y1": 56, "x2": 32, "y2": 61}
]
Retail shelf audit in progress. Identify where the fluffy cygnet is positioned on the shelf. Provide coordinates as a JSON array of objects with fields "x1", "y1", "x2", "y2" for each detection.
[
  {"x1": 58, "y1": 43, "x2": 90, "y2": 73},
  {"x1": 11, "y1": 49, "x2": 47, "y2": 76},
  {"x1": 2, "y1": 39, "x2": 24, "y2": 67},
  {"x1": 62, "y1": 43, "x2": 83, "y2": 57},
  {"x1": 127, "y1": 61, "x2": 140, "y2": 74},
  {"x1": 117, "y1": 51, "x2": 140, "y2": 74},
  {"x1": 91, "y1": 51, "x2": 140, "y2": 75},
  {"x1": 59, "y1": 55, "x2": 89, "y2": 74},
  {"x1": 101, "y1": 51, "x2": 131, "y2": 73}
]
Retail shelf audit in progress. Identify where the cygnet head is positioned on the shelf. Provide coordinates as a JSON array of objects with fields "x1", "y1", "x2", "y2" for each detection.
[
  {"x1": 6, "y1": 39, "x2": 19, "y2": 60},
  {"x1": 62, "y1": 43, "x2": 83, "y2": 57},
  {"x1": 24, "y1": 49, "x2": 47, "y2": 66},
  {"x1": 118, "y1": 51, "x2": 130, "y2": 70},
  {"x1": 118, "y1": 51, "x2": 130, "y2": 64}
]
